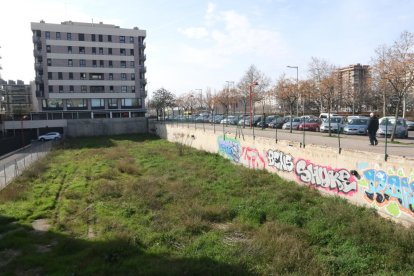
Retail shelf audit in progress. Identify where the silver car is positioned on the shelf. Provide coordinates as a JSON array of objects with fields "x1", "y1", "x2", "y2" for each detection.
[
  {"x1": 282, "y1": 117, "x2": 302, "y2": 130},
  {"x1": 38, "y1": 132, "x2": 62, "y2": 141},
  {"x1": 320, "y1": 116, "x2": 346, "y2": 133},
  {"x1": 377, "y1": 117, "x2": 409, "y2": 138},
  {"x1": 343, "y1": 118, "x2": 369, "y2": 135}
]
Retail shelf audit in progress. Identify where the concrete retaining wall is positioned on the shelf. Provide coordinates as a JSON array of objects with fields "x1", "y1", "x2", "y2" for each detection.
[
  {"x1": 153, "y1": 122, "x2": 414, "y2": 226},
  {"x1": 67, "y1": 117, "x2": 147, "y2": 137}
]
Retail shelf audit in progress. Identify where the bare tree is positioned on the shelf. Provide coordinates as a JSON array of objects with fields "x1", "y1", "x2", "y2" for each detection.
[
  {"x1": 275, "y1": 74, "x2": 298, "y2": 133},
  {"x1": 372, "y1": 31, "x2": 414, "y2": 141}
]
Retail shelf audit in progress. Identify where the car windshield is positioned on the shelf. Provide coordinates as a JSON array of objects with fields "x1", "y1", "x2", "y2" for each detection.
[
  {"x1": 328, "y1": 117, "x2": 342, "y2": 123},
  {"x1": 307, "y1": 119, "x2": 319, "y2": 123},
  {"x1": 380, "y1": 118, "x2": 403, "y2": 126},
  {"x1": 348, "y1": 119, "x2": 368, "y2": 125}
]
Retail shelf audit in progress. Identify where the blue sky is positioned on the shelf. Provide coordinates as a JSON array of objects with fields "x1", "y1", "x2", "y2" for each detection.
[{"x1": 0, "y1": 0, "x2": 413, "y2": 97}]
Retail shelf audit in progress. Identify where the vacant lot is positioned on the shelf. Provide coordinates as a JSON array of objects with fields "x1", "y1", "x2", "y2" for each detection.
[{"x1": 0, "y1": 134, "x2": 413, "y2": 275}]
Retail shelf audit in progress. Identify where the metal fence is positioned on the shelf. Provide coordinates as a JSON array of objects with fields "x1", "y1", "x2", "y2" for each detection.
[{"x1": 0, "y1": 142, "x2": 54, "y2": 190}]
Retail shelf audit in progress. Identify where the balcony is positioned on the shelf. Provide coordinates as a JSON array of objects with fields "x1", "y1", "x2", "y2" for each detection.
[
  {"x1": 32, "y1": 36, "x2": 41, "y2": 44},
  {"x1": 140, "y1": 78, "x2": 147, "y2": 85},
  {"x1": 139, "y1": 54, "x2": 146, "y2": 61},
  {"x1": 33, "y1": 49, "x2": 42, "y2": 57},
  {"x1": 34, "y1": 62, "x2": 43, "y2": 70},
  {"x1": 35, "y1": 75, "x2": 43, "y2": 83},
  {"x1": 138, "y1": 65, "x2": 147, "y2": 73},
  {"x1": 140, "y1": 42, "x2": 146, "y2": 49}
]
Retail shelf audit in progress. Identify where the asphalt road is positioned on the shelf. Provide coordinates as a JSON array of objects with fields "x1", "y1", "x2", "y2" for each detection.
[{"x1": 174, "y1": 122, "x2": 414, "y2": 158}]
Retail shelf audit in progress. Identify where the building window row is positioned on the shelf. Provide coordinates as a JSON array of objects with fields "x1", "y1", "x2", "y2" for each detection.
[
  {"x1": 42, "y1": 31, "x2": 138, "y2": 44},
  {"x1": 47, "y1": 85, "x2": 136, "y2": 93},
  {"x1": 47, "y1": 72, "x2": 136, "y2": 80},
  {"x1": 42, "y1": 98, "x2": 142, "y2": 110},
  {"x1": 45, "y1": 58, "x2": 135, "y2": 68}
]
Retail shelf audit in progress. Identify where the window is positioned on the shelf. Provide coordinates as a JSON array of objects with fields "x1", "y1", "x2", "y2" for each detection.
[
  {"x1": 99, "y1": 34, "x2": 103, "y2": 42},
  {"x1": 130, "y1": 61, "x2": 135, "y2": 68},
  {"x1": 120, "y1": 61, "x2": 126, "y2": 68},
  {"x1": 120, "y1": 48, "x2": 126, "y2": 55},
  {"x1": 109, "y1": 86, "x2": 114, "y2": 92},
  {"x1": 81, "y1": 86, "x2": 87, "y2": 92},
  {"x1": 58, "y1": 72, "x2": 63, "y2": 80},
  {"x1": 69, "y1": 72, "x2": 73, "y2": 80},
  {"x1": 80, "y1": 59, "x2": 86, "y2": 67},
  {"x1": 46, "y1": 45, "x2": 51, "y2": 53},
  {"x1": 108, "y1": 98, "x2": 117, "y2": 108},
  {"x1": 129, "y1": 36, "x2": 134, "y2": 43},
  {"x1": 49, "y1": 85, "x2": 53, "y2": 92},
  {"x1": 93, "y1": 60, "x2": 97, "y2": 67},
  {"x1": 68, "y1": 59, "x2": 73, "y2": 67},
  {"x1": 79, "y1": 46, "x2": 85, "y2": 54},
  {"x1": 48, "y1": 72, "x2": 52, "y2": 79},
  {"x1": 131, "y1": 73, "x2": 135, "y2": 80},
  {"x1": 108, "y1": 35, "x2": 112, "y2": 42},
  {"x1": 92, "y1": 47, "x2": 96, "y2": 54},
  {"x1": 131, "y1": 86, "x2": 136, "y2": 93},
  {"x1": 121, "y1": 98, "x2": 136, "y2": 107},
  {"x1": 109, "y1": 73, "x2": 113, "y2": 80},
  {"x1": 45, "y1": 31, "x2": 50, "y2": 39},
  {"x1": 69, "y1": 85, "x2": 74, "y2": 92},
  {"x1": 92, "y1": 34, "x2": 96, "y2": 41},
  {"x1": 108, "y1": 48, "x2": 112, "y2": 55},
  {"x1": 59, "y1": 85, "x2": 63, "y2": 93},
  {"x1": 68, "y1": 46, "x2": 72, "y2": 54},
  {"x1": 121, "y1": 73, "x2": 127, "y2": 80},
  {"x1": 91, "y1": 99, "x2": 105, "y2": 108},
  {"x1": 56, "y1": 32, "x2": 61, "y2": 40},
  {"x1": 78, "y1": 33, "x2": 85, "y2": 41},
  {"x1": 130, "y1": 49, "x2": 134, "y2": 55},
  {"x1": 47, "y1": 58, "x2": 52, "y2": 66},
  {"x1": 109, "y1": 60, "x2": 113, "y2": 67},
  {"x1": 67, "y1": 33, "x2": 72, "y2": 40},
  {"x1": 89, "y1": 73, "x2": 104, "y2": 80},
  {"x1": 80, "y1": 73, "x2": 86, "y2": 80},
  {"x1": 121, "y1": 86, "x2": 127, "y2": 93},
  {"x1": 99, "y1": 60, "x2": 104, "y2": 67},
  {"x1": 120, "y1": 36, "x2": 125, "y2": 43},
  {"x1": 99, "y1": 47, "x2": 103, "y2": 54},
  {"x1": 67, "y1": 99, "x2": 87, "y2": 109}
]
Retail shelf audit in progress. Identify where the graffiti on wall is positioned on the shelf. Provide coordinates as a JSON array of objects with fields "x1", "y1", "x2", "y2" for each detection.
[
  {"x1": 295, "y1": 159, "x2": 357, "y2": 195},
  {"x1": 218, "y1": 137, "x2": 241, "y2": 162},
  {"x1": 267, "y1": 149, "x2": 294, "y2": 172},
  {"x1": 241, "y1": 147, "x2": 266, "y2": 169},
  {"x1": 358, "y1": 162, "x2": 414, "y2": 217}
]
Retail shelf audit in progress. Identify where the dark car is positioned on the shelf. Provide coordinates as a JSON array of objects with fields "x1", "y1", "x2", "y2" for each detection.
[{"x1": 268, "y1": 117, "x2": 289, "y2": 129}]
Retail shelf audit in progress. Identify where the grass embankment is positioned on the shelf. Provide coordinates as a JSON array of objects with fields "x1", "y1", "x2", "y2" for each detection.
[{"x1": 0, "y1": 134, "x2": 413, "y2": 275}]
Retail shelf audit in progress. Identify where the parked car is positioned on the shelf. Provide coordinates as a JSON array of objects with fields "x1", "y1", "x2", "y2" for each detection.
[
  {"x1": 256, "y1": 115, "x2": 278, "y2": 128},
  {"x1": 220, "y1": 115, "x2": 237, "y2": 125},
  {"x1": 343, "y1": 117, "x2": 369, "y2": 135},
  {"x1": 282, "y1": 117, "x2": 302, "y2": 130},
  {"x1": 319, "y1": 112, "x2": 338, "y2": 120},
  {"x1": 407, "y1": 120, "x2": 414, "y2": 131},
  {"x1": 210, "y1": 114, "x2": 224, "y2": 124},
  {"x1": 298, "y1": 118, "x2": 321, "y2": 131},
  {"x1": 377, "y1": 117, "x2": 409, "y2": 138},
  {"x1": 38, "y1": 132, "x2": 61, "y2": 141},
  {"x1": 268, "y1": 117, "x2": 288, "y2": 129},
  {"x1": 319, "y1": 116, "x2": 346, "y2": 133}
]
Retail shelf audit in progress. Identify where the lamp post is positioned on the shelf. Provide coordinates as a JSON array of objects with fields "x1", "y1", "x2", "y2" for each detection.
[
  {"x1": 249, "y1": 81, "x2": 258, "y2": 127},
  {"x1": 287, "y1": 66, "x2": 299, "y2": 116}
]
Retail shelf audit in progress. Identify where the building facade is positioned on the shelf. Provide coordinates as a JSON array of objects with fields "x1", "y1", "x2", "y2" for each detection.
[
  {"x1": 336, "y1": 63, "x2": 370, "y2": 113},
  {"x1": 0, "y1": 79, "x2": 32, "y2": 116},
  {"x1": 31, "y1": 21, "x2": 147, "y2": 118}
]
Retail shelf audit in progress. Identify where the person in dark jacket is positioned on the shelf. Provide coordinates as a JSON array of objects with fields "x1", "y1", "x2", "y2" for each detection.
[{"x1": 367, "y1": 112, "x2": 379, "y2": 146}]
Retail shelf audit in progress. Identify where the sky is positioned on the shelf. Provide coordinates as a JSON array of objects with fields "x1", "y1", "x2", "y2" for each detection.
[{"x1": 0, "y1": 0, "x2": 413, "y2": 97}]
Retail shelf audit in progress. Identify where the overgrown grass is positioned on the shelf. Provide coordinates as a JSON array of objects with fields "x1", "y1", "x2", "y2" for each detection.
[{"x1": 1, "y1": 133, "x2": 414, "y2": 275}]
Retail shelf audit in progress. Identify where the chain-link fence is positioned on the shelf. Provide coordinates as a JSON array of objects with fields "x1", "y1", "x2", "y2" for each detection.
[{"x1": 0, "y1": 142, "x2": 54, "y2": 190}]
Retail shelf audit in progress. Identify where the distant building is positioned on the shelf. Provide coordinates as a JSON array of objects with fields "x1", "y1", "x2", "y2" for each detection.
[
  {"x1": 31, "y1": 20, "x2": 147, "y2": 118},
  {"x1": 0, "y1": 79, "x2": 32, "y2": 116},
  {"x1": 336, "y1": 64, "x2": 370, "y2": 113}
]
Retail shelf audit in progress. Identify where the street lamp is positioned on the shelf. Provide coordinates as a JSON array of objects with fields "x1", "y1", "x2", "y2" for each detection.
[{"x1": 249, "y1": 81, "x2": 258, "y2": 127}]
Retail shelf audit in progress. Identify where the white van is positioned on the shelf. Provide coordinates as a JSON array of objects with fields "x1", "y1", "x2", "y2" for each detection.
[{"x1": 319, "y1": 113, "x2": 338, "y2": 121}]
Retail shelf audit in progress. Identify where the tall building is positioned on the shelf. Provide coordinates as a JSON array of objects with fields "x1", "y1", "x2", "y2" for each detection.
[
  {"x1": 336, "y1": 64, "x2": 370, "y2": 112},
  {"x1": 31, "y1": 21, "x2": 147, "y2": 118}
]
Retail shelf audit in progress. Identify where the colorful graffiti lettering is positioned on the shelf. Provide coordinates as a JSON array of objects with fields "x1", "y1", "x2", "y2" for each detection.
[
  {"x1": 218, "y1": 137, "x2": 241, "y2": 162},
  {"x1": 241, "y1": 147, "x2": 266, "y2": 169},
  {"x1": 295, "y1": 159, "x2": 357, "y2": 195},
  {"x1": 267, "y1": 149, "x2": 294, "y2": 172},
  {"x1": 362, "y1": 169, "x2": 414, "y2": 216}
]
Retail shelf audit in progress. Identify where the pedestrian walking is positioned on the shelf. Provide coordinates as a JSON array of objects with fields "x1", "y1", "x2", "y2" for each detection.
[{"x1": 367, "y1": 112, "x2": 379, "y2": 146}]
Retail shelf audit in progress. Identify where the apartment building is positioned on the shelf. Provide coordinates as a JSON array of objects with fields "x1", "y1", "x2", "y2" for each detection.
[
  {"x1": 336, "y1": 63, "x2": 370, "y2": 112},
  {"x1": 31, "y1": 21, "x2": 147, "y2": 118},
  {"x1": 0, "y1": 79, "x2": 32, "y2": 116}
]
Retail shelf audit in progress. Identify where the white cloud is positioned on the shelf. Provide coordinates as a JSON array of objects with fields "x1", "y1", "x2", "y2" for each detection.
[
  {"x1": 177, "y1": 4, "x2": 287, "y2": 68},
  {"x1": 178, "y1": 27, "x2": 209, "y2": 39}
]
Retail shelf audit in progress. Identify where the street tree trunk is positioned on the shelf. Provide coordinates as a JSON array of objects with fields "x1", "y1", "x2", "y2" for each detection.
[{"x1": 390, "y1": 99, "x2": 401, "y2": 141}]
